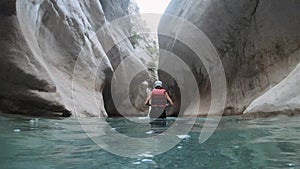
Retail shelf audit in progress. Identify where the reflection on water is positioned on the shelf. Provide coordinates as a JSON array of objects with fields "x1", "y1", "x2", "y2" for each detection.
[{"x1": 1, "y1": 114, "x2": 300, "y2": 169}]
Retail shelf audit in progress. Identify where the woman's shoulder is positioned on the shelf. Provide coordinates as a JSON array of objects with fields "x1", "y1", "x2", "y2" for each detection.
[{"x1": 152, "y1": 88, "x2": 166, "y2": 92}]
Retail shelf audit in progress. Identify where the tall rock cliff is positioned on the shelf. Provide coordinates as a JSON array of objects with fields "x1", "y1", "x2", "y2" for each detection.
[
  {"x1": 0, "y1": 0, "x2": 158, "y2": 117},
  {"x1": 159, "y1": 0, "x2": 300, "y2": 116}
]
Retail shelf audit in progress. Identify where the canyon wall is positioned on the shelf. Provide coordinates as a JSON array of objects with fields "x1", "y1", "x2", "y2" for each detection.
[
  {"x1": 0, "y1": 0, "x2": 157, "y2": 117},
  {"x1": 2, "y1": 0, "x2": 300, "y2": 117},
  {"x1": 159, "y1": 0, "x2": 300, "y2": 116}
]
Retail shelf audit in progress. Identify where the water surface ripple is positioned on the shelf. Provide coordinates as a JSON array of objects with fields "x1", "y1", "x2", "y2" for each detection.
[{"x1": 1, "y1": 115, "x2": 300, "y2": 169}]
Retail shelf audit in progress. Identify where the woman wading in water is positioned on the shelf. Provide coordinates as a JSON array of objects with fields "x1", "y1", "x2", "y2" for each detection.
[{"x1": 144, "y1": 80, "x2": 174, "y2": 119}]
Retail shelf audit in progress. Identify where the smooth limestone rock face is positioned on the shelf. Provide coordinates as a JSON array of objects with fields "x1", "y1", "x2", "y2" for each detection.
[
  {"x1": 159, "y1": 0, "x2": 300, "y2": 116},
  {"x1": 244, "y1": 61, "x2": 300, "y2": 117},
  {"x1": 0, "y1": 0, "x2": 157, "y2": 117}
]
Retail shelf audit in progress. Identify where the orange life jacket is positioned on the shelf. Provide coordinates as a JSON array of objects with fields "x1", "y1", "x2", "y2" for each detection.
[{"x1": 151, "y1": 89, "x2": 167, "y2": 108}]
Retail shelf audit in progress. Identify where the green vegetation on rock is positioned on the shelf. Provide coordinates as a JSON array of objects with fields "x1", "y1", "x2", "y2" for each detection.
[
  {"x1": 129, "y1": 32, "x2": 142, "y2": 49},
  {"x1": 146, "y1": 45, "x2": 158, "y2": 56}
]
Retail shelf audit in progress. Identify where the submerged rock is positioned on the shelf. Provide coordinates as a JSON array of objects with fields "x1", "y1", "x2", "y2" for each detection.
[
  {"x1": 13, "y1": 129, "x2": 21, "y2": 133},
  {"x1": 176, "y1": 134, "x2": 191, "y2": 139},
  {"x1": 159, "y1": 0, "x2": 300, "y2": 116}
]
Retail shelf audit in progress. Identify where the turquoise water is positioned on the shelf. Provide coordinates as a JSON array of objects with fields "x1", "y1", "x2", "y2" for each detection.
[{"x1": 1, "y1": 114, "x2": 300, "y2": 169}]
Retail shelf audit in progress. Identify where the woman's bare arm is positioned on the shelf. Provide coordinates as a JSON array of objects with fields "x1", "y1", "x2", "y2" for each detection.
[
  {"x1": 144, "y1": 94, "x2": 151, "y2": 105},
  {"x1": 165, "y1": 92, "x2": 174, "y2": 105}
]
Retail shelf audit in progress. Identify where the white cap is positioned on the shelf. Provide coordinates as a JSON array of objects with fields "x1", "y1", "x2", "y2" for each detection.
[{"x1": 154, "y1": 81, "x2": 163, "y2": 88}]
